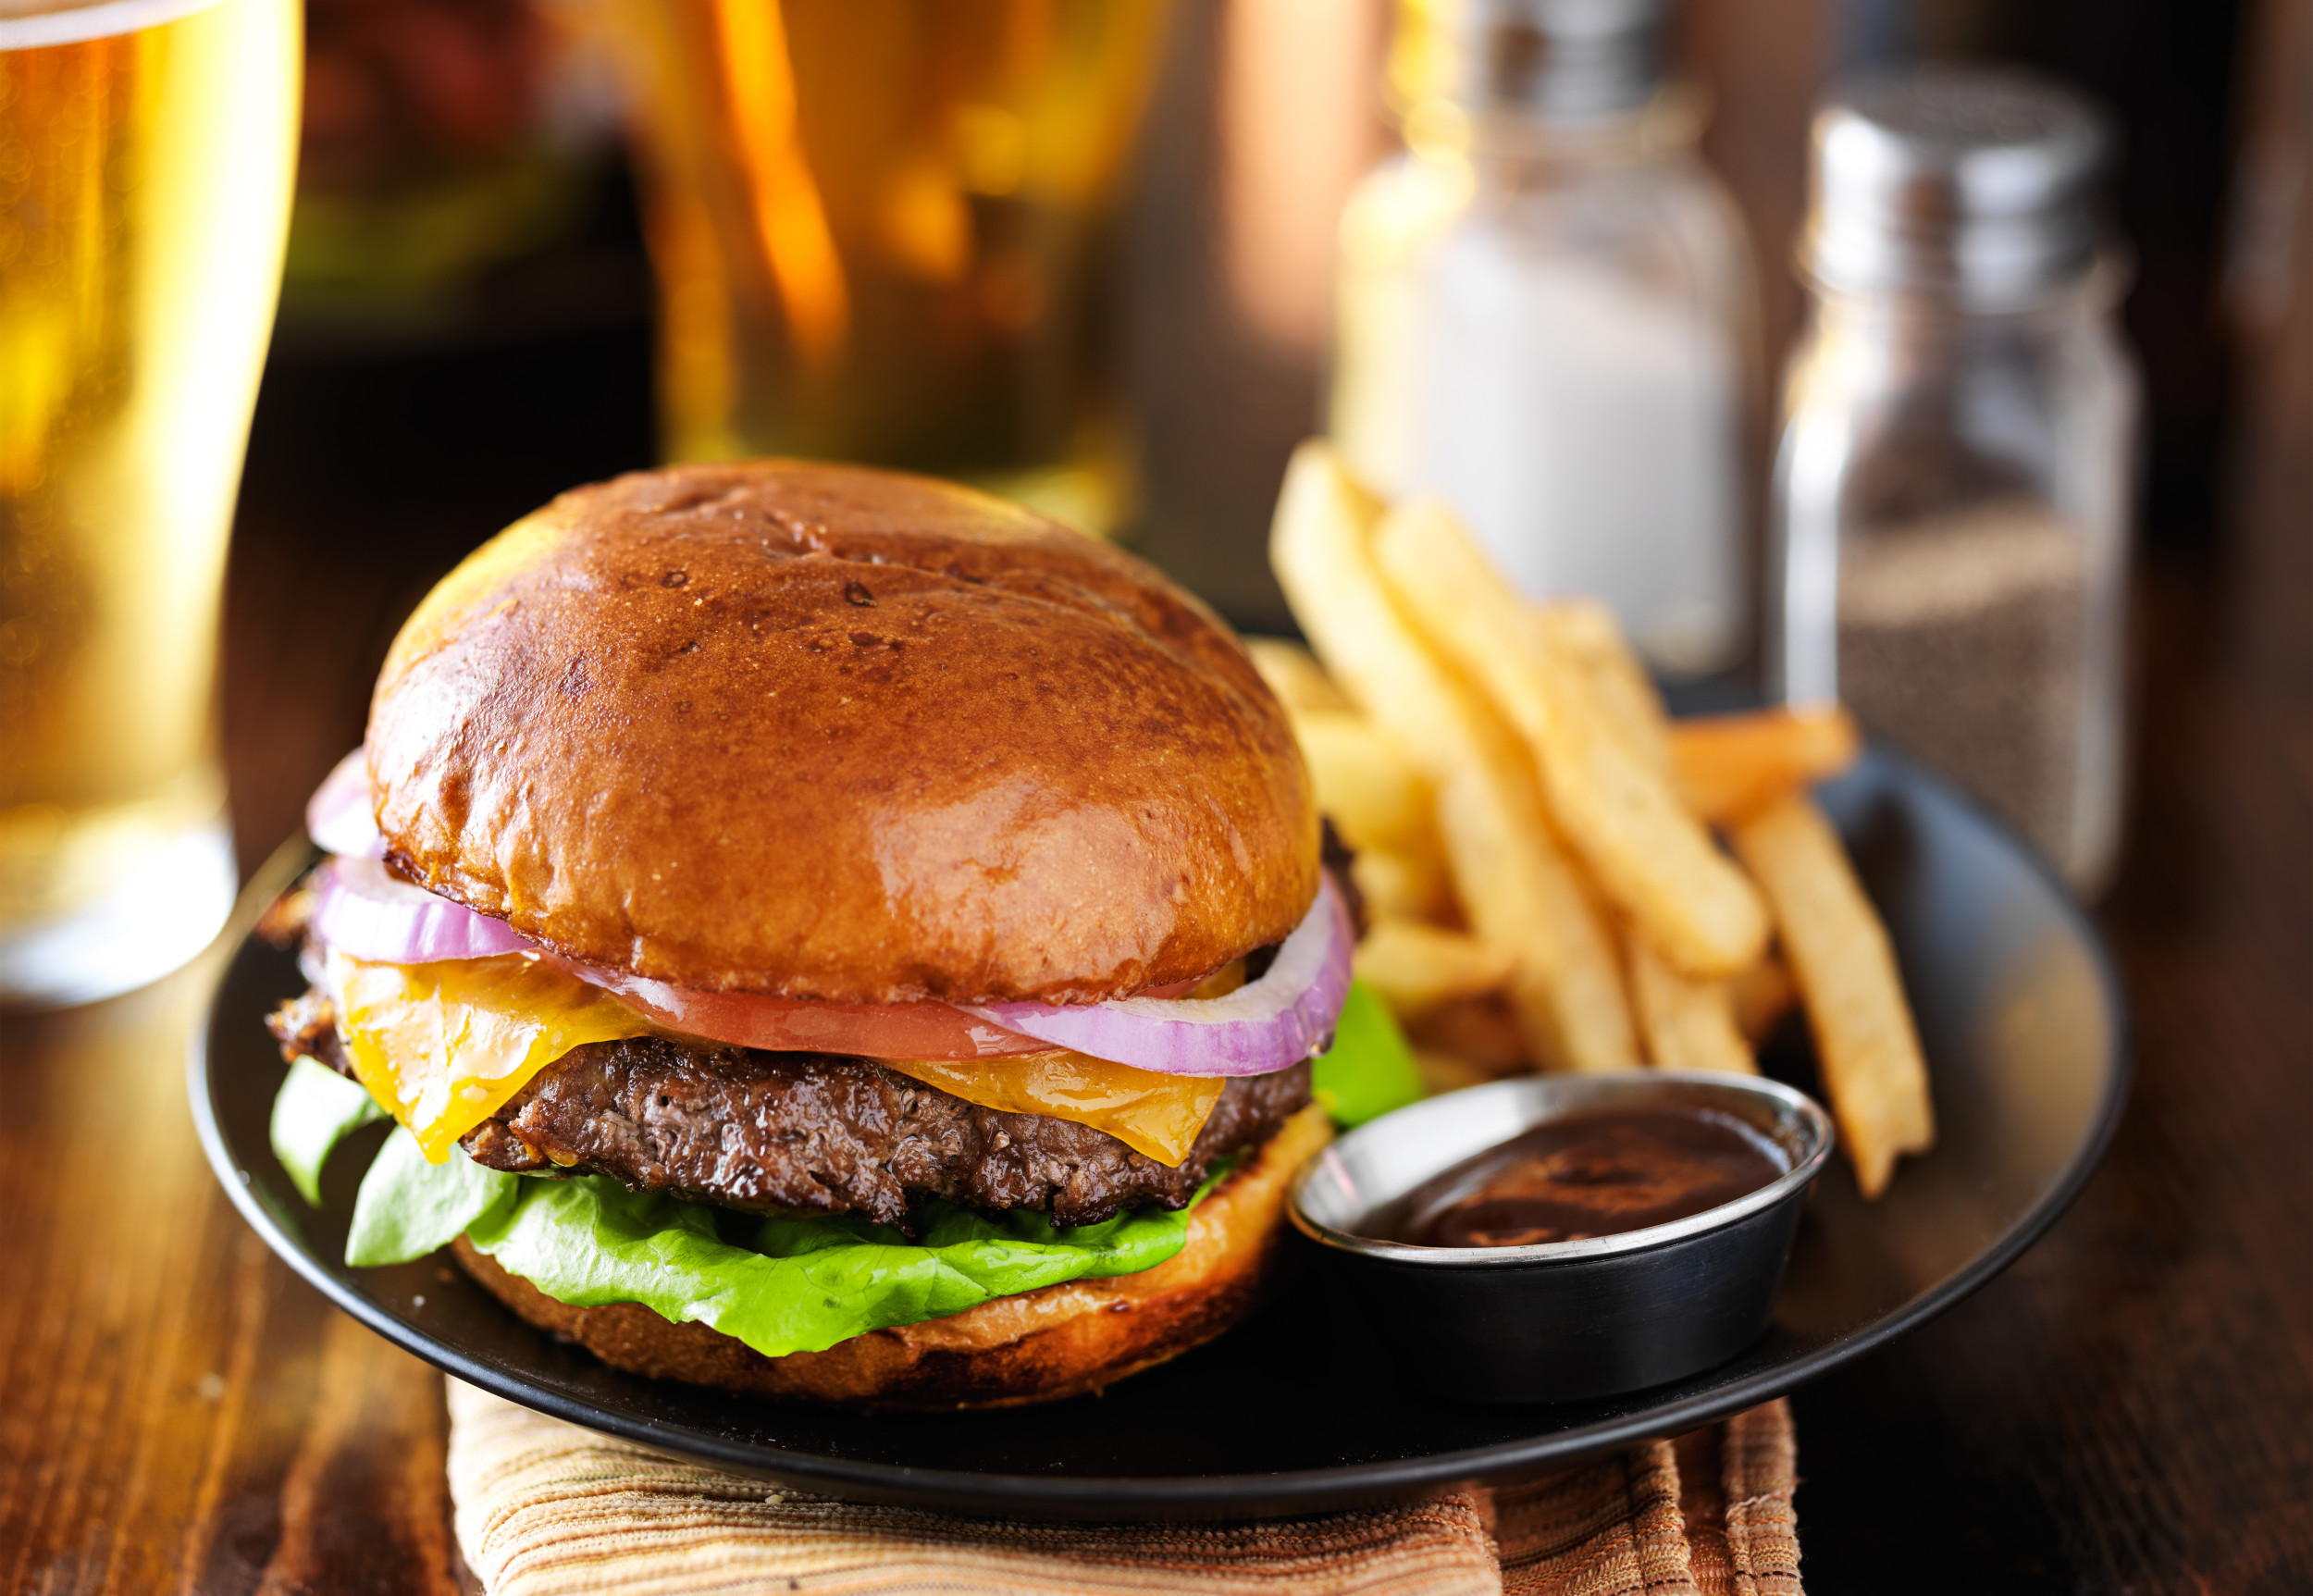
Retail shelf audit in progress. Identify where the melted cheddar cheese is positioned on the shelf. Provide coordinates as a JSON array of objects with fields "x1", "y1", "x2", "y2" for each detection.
[
  {"x1": 884, "y1": 1054, "x2": 1226, "y2": 1167},
  {"x1": 327, "y1": 951, "x2": 1230, "y2": 1168},
  {"x1": 329, "y1": 950, "x2": 655, "y2": 1163}
]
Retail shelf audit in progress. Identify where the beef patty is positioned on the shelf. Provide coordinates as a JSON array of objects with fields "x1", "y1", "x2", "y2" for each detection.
[{"x1": 267, "y1": 991, "x2": 1310, "y2": 1230}]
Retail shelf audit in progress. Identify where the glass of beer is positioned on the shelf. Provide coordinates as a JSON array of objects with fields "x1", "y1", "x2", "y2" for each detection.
[
  {"x1": 0, "y1": 0, "x2": 300, "y2": 1005},
  {"x1": 606, "y1": 0, "x2": 1169, "y2": 536}
]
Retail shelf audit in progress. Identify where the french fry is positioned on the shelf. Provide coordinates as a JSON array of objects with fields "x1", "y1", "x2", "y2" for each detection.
[
  {"x1": 1249, "y1": 638, "x2": 1454, "y2": 912},
  {"x1": 1671, "y1": 706, "x2": 1862, "y2": 825},
  {"x1": 1354, "y1": 918, "x2": 1517, "y2": 1021},
  {"x1": 1537, "y1": 599, "x2": 1674, "y2": 777},
  {"x1": 1270, "y1": 442, "x2": 1638, "y2": 1073},
  {"x1": 1244, "y1": 637, "x2": 1354, "y2": 716},
  {"x1": 1728, "y1": 949, "x2": 1798, "y2": 1045},
  {"x1": 1348, "y1": 847, "x2": 1455, "y2": 925},
  {"x1": 1405, "y1": 994, "x2": 1532, "y2": 1077},
  {"x1": 1730, "y1": 794, "x2": 1934, "y2": 1199},
  {"x1": 1522, "y1": 608, "x2": 1772, "y2": 1097},
  {"x1": 1414, "y1": 1047, "x2": 1499, "y2": 1096},
  {"x1": 1372, "y1": 499, "x2": 1768, "y2": 979},
  {"x1": 1289, "y1": 709, "x2": 1441, "y2": 860},
  {"x1": 1626, "y1": 928, "x2": 1756, "y2": 1074}
]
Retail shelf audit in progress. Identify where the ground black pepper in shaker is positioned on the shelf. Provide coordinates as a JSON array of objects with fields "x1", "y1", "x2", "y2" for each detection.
[{"x1": 1769, "y1": 68, "x2": 2138, "y2": 894}]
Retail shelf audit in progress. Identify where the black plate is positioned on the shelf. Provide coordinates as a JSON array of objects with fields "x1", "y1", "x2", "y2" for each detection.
[{"x1": 192, "y1": 752, "x2": 2128, "y2": 1520}]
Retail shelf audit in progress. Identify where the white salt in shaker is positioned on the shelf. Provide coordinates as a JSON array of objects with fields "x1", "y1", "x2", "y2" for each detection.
[
  {"x1": 1770, "y1": 68, "x2": 2139, "y2": 894},
  {"x1": 1330, "y1": 0, "x2": 1758, "y2": 676}
]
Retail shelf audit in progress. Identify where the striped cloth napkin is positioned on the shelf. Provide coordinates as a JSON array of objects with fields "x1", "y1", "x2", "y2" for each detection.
[{"x1": 447, "y1": 1379, "x2": 1801, "y2": 1596}]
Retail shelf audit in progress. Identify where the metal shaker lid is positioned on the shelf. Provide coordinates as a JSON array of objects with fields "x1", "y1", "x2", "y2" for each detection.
[
  {"x1": 1801, "y1": 67, "x2": 2114, "y2": 308},
  {"x1": 1449, "y1": 0, "x2": 1665, "y2": 125}
]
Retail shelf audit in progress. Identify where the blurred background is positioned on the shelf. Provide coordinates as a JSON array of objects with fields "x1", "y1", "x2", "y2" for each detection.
[{"x1": 216, "y1": 0, "x2": 2302, "y2": 888}]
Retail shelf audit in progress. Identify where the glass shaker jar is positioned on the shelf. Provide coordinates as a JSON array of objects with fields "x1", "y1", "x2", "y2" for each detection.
[
  {"x1": 1770, "y1": 68, "x2": 2138, "y2": 894},
  {"x1": 1330, "y1": 0, "x2": 1759, "y2": 676}
]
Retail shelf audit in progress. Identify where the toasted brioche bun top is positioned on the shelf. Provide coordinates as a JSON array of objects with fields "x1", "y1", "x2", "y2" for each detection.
[{"x1": 366, "y1": 461, "x2": 1317, "y2": 1004}]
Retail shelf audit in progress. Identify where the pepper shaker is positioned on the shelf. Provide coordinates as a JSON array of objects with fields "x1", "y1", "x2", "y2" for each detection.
[{"x1": 1769, "y1": 68, "x2": 2139, "y2": 894}]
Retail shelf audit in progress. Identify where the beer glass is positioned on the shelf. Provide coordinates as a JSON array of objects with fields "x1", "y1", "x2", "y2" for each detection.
[
  {"x1": 607, "y1": 0, "x2": 1169, "y2": 536},
  {"x1": 0, "y1": 0, "x2": 300, "y2": 1004}
]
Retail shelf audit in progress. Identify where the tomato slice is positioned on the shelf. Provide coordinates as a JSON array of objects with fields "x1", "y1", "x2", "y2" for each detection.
[
  {"x1": 551, "y1": 958, "x2": 1051, "y2": 1059},
  {"x1": 549, "y1": 956, "x2": 1251, "y2": 1063}
]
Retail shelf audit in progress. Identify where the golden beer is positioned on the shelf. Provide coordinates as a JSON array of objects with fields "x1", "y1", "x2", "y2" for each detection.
[
  {"x1": 608, "y1": 0, "x2": 1169, "y2": 534},
  {"x1": 0, "y1": 0, "x2": 299, "y2": 1002}
]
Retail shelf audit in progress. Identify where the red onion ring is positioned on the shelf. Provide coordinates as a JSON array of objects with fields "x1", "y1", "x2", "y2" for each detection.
[
  {"x1": 311, "y1": 855, "x2": 536, "y2": 963},
  {"x1": 960, "y1": 876, "x2": 1353, "y2": 1076},
  {"x1": 304, "y1": 804, "x2": 1347, "y2": 1076},
  {"x1": 306, "y1": 748, "x2": 386, "y2": 860},
  {"x1": 307, "y1": 855, "x2": 1058, "y2": 1058}
]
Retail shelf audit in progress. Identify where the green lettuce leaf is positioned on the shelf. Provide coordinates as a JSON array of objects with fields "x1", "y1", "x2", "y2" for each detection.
[
  {"x1": 461, "y1": 1176, "x2": 1204, "y2": 1358},
  {"x1": 346, "y1": 1126, "x2": 520, "y2": 1267},
  {"x1": 270, "y1": 1055, "x2": 388, "y2": 1206},
  {"x1": 315, "y1": 1087, "x2": 1228, "y2": 1356},
  {"x1": 1311, "y1": 979, "x2": 1424, "y2": 1128}
]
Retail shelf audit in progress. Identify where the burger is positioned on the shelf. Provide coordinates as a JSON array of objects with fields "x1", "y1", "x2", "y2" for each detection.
[{"x1": 262, "y1": 460, "x2": 1411, "y2": 1408}]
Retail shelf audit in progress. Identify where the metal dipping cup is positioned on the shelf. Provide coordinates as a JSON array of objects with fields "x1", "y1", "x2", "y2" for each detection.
[{"x1": 1288, "y1": 1073, "x2": 1836, "y2": 1404}]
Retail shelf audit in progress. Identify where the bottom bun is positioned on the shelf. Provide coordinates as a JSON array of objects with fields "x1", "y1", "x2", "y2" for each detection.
[{"x1": 454, "y1": 1099, "x2": 1333, "y2": 1409}]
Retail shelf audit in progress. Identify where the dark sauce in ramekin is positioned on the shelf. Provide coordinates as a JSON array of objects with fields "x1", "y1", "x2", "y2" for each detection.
[{"x1": 1372, "y1": 1107, "x2": 1787, "y2": 1249}]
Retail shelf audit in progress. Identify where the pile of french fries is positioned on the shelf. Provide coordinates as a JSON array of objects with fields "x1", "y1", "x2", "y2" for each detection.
[{"x1": 1263, "y1": 441, "x2": 1935, "y2": 1199}]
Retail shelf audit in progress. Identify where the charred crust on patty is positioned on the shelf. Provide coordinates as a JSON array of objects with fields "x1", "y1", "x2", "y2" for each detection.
[
  {"x1": 462, "y1": 1038, "x2": 1310, "y2": 1230},
  {"x1": 265, "y1": 991, "x2": 1310, "y2": 1231},
  {"x1": 266, "y1": 988, "x2": 353, "y2": 1076}
]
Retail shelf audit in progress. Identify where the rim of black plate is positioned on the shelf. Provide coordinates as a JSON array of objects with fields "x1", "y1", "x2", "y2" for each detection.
[{"x1": 188, "y1": 753, "x2": 2133, "y2": 1518}]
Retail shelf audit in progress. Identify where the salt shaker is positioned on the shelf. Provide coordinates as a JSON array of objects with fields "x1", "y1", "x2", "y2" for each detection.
[
  {"x1": 1770, "y1": 68, "x2": 2138, "y2": 894},
  {"x1": 1330, "y1": 0, "x2": 1759, "y2": 676}
]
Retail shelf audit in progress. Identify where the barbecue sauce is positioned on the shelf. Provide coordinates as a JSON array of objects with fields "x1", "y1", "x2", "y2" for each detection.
[{"x1": 1380, "y1": 1109, "x2": 1784, "y2": 1248}]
